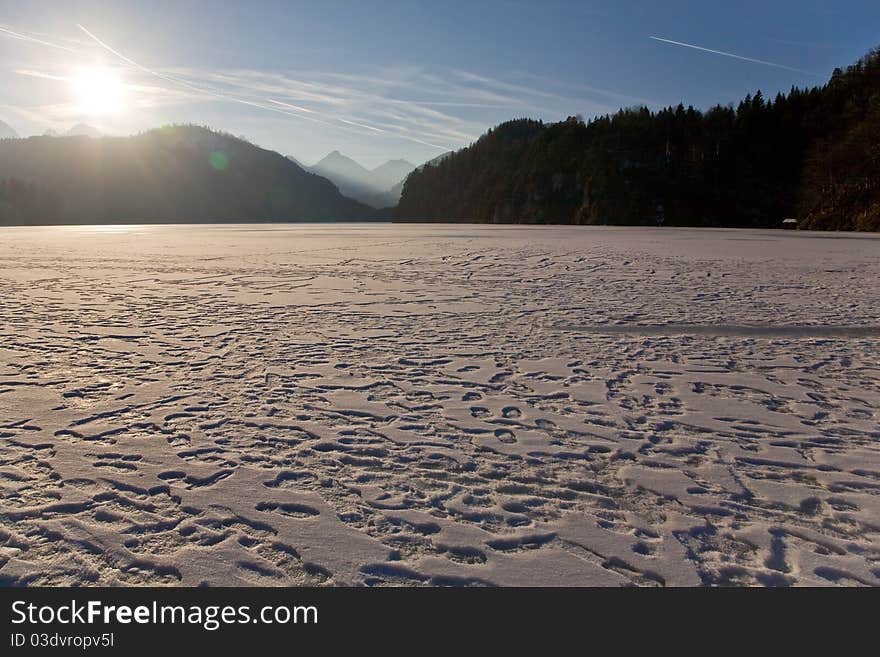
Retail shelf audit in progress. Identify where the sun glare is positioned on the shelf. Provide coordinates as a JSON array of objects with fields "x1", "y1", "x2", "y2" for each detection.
[{"x1": 74, "y1": 67, "x2": 124, "y2": 115}]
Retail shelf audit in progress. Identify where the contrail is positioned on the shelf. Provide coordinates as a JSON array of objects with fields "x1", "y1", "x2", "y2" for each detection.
[
  {"x1": 0, "y1": 25, "x2": 78, "y2": 53},
  {"x1": 76, "y1": 23, "x2": 451, "y2": 150},
  {"x1": 265, "y1": 98, "x2": 316, "y2": 114},
  {"x1": 77, "y1": 24, "x2": 238, "y2": 100},
  {"x1": 76, "y1": 25, "x2": 380, "y2": 132},
  {"x1": 649, "y1": 36, "x2": 818, "y2": 75},
  {"x1": 337, "y1": 117, "x2": 385, "y2": 133}
]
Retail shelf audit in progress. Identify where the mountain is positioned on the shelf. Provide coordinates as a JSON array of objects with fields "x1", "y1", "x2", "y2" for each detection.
[
  {"x1": 0, "y1": 125, "x2": 372, "y2": 225},
  {"x1": 397, "y1": 47, "x2": 880, "y2": 231},
  {"x1": 388, "y1": 178, "x2": 405, "y2": 201},
  {"x1": 311, "y1": 150, "x2": 371, "y2": 185},
  {"x1": 798, "y1": 53, "x2": 880, "y2": 230},
  {"x1": 0, "y1": 119, "x2": 17, "y2": 140},
  {"x1": 305, "y1": 151, "x2": 416, "y2": 208},
  {"x1": 41, "y1": 124, "x2": 103, "y2": 138},
  {"x1": 286, "y1": 155, "x2": 308, "y2": 169},
  {"x1": 65, "y1": 123, "x2": 102, "y2": 137},
  {"x1": 388, "y1": 150, "x2": 453, "y2": 199},
  {"x1": 370, "y1": 158, "x2": 417, "y2": 190},
  {"x1": 310, "y1": 151, "x2": 384, "y2": 206}
]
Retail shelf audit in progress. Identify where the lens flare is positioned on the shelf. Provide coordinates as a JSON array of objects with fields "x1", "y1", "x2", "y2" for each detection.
[{"x1": 209, "y1": 151, "x2": 229, "y2": 170}]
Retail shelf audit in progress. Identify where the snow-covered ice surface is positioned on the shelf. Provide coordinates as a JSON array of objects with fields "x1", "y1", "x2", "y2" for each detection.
[{"x1": 1, "y1": 224, "x2": 878, "y2": 587}]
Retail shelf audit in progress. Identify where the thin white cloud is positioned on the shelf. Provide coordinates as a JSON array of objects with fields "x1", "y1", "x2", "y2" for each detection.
[
  {"x1": 163, "y1": 66, "x2": 484, "y2": 147},
  {"x1": 77, "y1": 24, "x2": 460, "y2": 151},
  {"x1": 1, "y1": 19, "x2": 642, "y2": 158},
  {"x1": 264, "y1": 98, "x2": 316, "y2": 114},
  {"x1": 0, "y1": 25, "x2": 77, "y2": 53},
  {"x1": 14, "y1": 69, "x2": 70, "y2": 82},
  {"x1": 649, "y1": 36, "x2": 819, "y2": 75}
]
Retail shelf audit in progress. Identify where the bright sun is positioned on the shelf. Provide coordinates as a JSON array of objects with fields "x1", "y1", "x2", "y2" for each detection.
[{"x1": 74, "y1": 67, "x2": 124, "y2": 115}]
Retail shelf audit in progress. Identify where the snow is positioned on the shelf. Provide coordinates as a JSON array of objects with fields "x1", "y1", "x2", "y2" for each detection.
[{"x1": 0, "y1": 223, "x2": 878, "y2": 586}]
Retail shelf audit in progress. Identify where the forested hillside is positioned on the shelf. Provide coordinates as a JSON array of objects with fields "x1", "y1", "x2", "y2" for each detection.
[
  {"x1": 0, "y1": 125, "x2": 370, "y2": 225},
  {"x1": 397, "y1": 48, "x2": 880, "y2": 230}
]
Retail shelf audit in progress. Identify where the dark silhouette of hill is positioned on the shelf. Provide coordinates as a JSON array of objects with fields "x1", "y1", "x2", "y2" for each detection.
[
  {"x1": 388, "y1": 151, "x2": 453, "y2": 200},
  {"x1": 0, "y1": 125, "x2": 371, "y2": 225},
  {"x1": 397, "y1": 47, "x2": 880, "y2": 231},
  {"x1": 798, "y1": 54, "x2": 880, "y2": 230}
]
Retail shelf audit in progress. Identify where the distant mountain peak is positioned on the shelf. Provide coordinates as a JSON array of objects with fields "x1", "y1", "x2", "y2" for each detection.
[
  {"x1": 312, "y1": 151, "x2": 372, "y2": 181},
  {"x1": 379, "y1": 158, "x2": 416, "y2": 168},
  {"x1": 0, "y1": 119, "x2": 18, "y2": 140},
  {"x1": 66, "y1": 123, "x2": 102, "y2": 138},
  {"x1": 315, "y1": 150, "x2": 366, "y2": 167},
  {"x1": 369, "y1": 158, "x2": 417, "y2": 191},
  {"x1": 305, "y1": 150, "x2": 417, "y2": 208}
]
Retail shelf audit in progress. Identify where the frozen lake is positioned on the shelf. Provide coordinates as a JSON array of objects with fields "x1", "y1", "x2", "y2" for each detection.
[{"x1": 1, "y1": 224, "x2": 878, "y2": 586}]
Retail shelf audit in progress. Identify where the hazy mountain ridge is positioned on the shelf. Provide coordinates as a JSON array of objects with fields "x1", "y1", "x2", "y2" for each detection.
[
  {"x1": 397, "y1": 48, "x2": 880, "y2": 231},
  {"x1": 370, "y1": 158, "x2": 418, "y2": 189},
  {"x1": 301, "y1": 150, "x2": 416, "y2": 208},
  {"x1": 0, "y1": 122, "x2": 104, "y2": 139},
  {"x1": 64, "y1": 123, "x2": 102, "y2": 137},
  {"x1": 0, "y1": 125, "x2": 372, "y2": 225},
  {"x1": 0, "y1": 119, "x2": 18, "y2": 140}
]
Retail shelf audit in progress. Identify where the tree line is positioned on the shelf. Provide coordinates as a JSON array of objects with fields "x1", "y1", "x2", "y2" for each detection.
[{"x1": 396, "y1": 47, "x2": 880, "y2": 230}]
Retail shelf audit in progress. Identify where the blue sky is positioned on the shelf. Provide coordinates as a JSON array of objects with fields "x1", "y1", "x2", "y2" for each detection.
[{"x1": 0, "y1": 0, "x2": 877, "y2": 167}]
